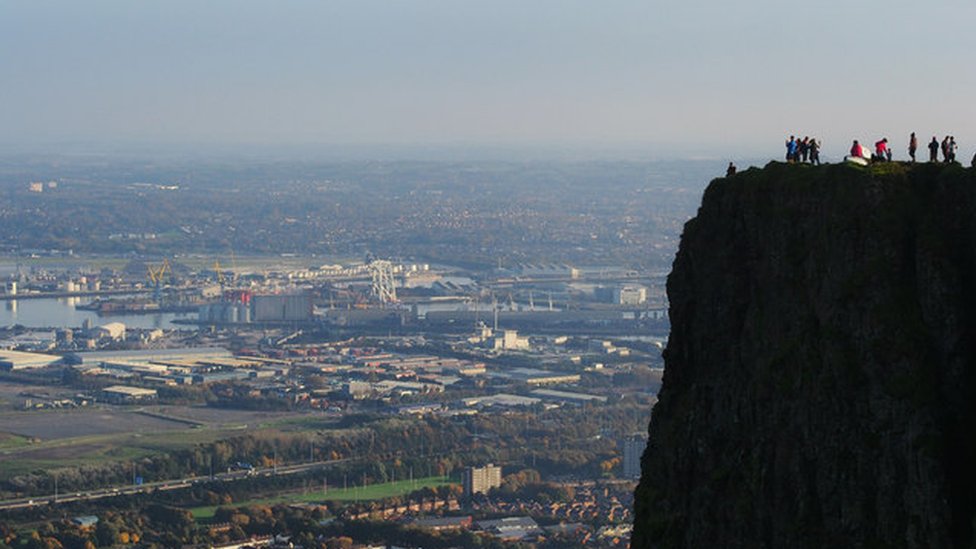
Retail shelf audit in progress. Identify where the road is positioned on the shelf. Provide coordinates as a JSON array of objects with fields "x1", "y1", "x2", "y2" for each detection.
[{"x1": 0, "y1": 457, "x2": 350, "y2": 512}]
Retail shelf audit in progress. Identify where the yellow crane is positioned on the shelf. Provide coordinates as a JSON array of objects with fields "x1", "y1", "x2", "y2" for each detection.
[
  {"x1": 146, "y1": 259, "x2": 171, "y2": 301},
  {"x1": 212, "y1": 260, "x2": 225, "y2": 287}
]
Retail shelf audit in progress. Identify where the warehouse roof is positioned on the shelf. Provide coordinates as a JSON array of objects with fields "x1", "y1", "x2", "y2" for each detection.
[
  {"x1": 68, "y1": 347, "x2": 231, "y2": 365},
  {"x1": 0, "y1": 350, "x2": 63, "y2": 370},
  {"x1": 102, "y1": 385, "x2": 158, "y2": 397}
]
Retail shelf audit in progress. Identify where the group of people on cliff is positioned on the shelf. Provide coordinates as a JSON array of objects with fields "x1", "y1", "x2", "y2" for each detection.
[
  {"x1": 926, "y1": 135, "x2": 959, "y2": 163},
  {"x1": 849, "y1": 137, "x2": 894, "y2": 162},
  {"x1": 847, "y1": 133, "x2": 970, "y2": 165},
  {"x1": 784, "y1": 136, "x2": 821, "y2": 165},
  {"x1": 732, "y1": 133, "x2": 976, "y2": 179}
]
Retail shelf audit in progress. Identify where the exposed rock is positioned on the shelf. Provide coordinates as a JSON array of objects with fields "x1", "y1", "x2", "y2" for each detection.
[{"x1": 633, "y1": 162, "x2": 976, "y2": 548}]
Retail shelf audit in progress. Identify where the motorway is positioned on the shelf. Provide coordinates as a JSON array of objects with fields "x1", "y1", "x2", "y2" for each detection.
[{"x1": 0, "y1": 457, "x2": 349, "y2": 512}]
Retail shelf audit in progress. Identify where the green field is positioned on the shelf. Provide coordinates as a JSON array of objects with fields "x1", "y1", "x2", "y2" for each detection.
[
  {"x1": 0, "y1": 426, "x2": 249, "y2": 481},
  {"x1": 190, "y1": 476, "x2": 454, "y2": 520},
  {"x1": 0, "y1": 433, "x2": 31, "y2": 450}
]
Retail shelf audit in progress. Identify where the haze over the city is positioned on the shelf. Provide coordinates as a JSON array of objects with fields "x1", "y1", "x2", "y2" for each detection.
[{"x1": 4, "y1": 0, "x2": 975, "y2": 160}]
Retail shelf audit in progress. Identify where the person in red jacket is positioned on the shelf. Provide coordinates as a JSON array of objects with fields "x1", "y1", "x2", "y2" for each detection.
[{"x1": 875, "y1": 138, "x2": 889, "y2": 161}]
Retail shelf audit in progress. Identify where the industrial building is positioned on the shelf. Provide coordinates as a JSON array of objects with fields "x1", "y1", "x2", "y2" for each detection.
[
  {"x1": 64, "y1": 347, "x2": 286, "y2": 387},
  {"x1": 474, "y1": 516, "x2": 543, "y2": 541},
  {"x1": 529, "y1": 388, "x2": 608, "y2": 405},
  {"x1": 252, "y1": 293, "x2": 313, "y2": 322},
  {"x1": 0, "y1": 330, "x2": 56, "y2": 352},
  {"x1": 462, "y1": 463, "x2": 502, "y2": 496},
  {"x1": 492, "y1": 329, "x2": 530, "y2": 351},
  {"x1": 67, "y1": 347, "x2": 234, "y2": 366},
  {"x1": 492, "y1": 367, "x2": 581, "y2": 386},
  {"x1": 595, "y1": 284, "x2": 648, "y2": 305},
  {"x1": 0, "y1": 350, "x2": 63, "y2": 371},
  {"x1": 614, "y1": 285, "x2": 648, "y2": 305},
  {"x1": 100, "y1": 385, "x2": 158, "y2": 403},
  {"x1": 462, "y1": 393, "x2": 542, "y2": 409},
  {"x1": 94, "y1": 322, "x2": 126, "y2": 341},
  {"x1": 198, "y1": 302, "x2": 251, "y2": 323},
  {"x1": 197, "y1": 293, "x2": 313, "y2": 324}
]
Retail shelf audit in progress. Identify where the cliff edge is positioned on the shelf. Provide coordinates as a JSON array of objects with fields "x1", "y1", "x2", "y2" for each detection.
[{"x1": 633, "y1": 162, "x2": 976, "y2": 548}]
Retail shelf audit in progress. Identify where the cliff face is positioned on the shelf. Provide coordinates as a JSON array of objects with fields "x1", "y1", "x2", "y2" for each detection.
[{"x1": 633, "y1": 162, "x2": 976, "y2": 548}]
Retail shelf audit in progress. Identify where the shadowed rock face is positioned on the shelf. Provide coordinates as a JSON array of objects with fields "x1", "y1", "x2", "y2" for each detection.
[{"x1": 633, "y1": 162, "x2": 976, "y2": 549}]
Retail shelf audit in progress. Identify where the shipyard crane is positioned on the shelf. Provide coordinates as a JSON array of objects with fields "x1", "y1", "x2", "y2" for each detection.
[
  {"x1": 146, "y1": 259, "x2": 171, "y2": 302},
  {"x1": 212, "y1": 260, "x2": 226, "y2": 287},
  {"x1": 369, "y1": 260, "x2": 398, "y2": 304}
]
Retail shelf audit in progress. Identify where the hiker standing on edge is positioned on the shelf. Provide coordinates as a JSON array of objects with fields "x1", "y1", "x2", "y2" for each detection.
[
  {"x1": 909, "y1": 132, "x2": 917, "y2": 162},
  {"x1": 809, "y1": 139, "x2": 821, "y2": 165},
  {"x1": 929, "y1": 137, "x2": 940, "y2": 162},
  {"x1": 726, "y1": 162, "x2": 736, "y2": 177}
]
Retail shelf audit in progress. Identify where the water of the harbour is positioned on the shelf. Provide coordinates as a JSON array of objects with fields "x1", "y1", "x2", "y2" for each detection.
[{"x1": 0, "y1": 297, "x2": 192, "y2": 330}]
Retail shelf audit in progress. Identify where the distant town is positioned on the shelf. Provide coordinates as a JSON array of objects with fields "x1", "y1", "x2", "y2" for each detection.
[{"x1": 0, "y1": 157, "x2": 723, "y2": 548}]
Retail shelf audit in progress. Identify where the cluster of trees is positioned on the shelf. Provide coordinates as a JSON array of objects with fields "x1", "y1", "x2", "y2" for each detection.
[
  {"x1": 0, "y1": 395, "x2": 651, "y2": 545},
  {"x1": 0, "y1": 505, "x2": 191, "y2": 549},
  {"x1": 6, "y1": 399, "x2": 647, "y2": 498},
  {"x1": 1, "y1": 504, "x2": 520, "y2": 549}
]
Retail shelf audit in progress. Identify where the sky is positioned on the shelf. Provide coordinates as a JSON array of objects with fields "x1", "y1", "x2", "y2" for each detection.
[{"x1": 2, "y1": 1, "x2": 975, "y2": 160}]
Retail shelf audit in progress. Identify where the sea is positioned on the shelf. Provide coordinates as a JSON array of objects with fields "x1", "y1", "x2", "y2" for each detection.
[{"x1": 0, "y1": 297, "x2": 192, "y2": 330}]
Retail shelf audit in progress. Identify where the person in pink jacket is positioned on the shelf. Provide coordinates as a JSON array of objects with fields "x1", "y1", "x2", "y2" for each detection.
[{"x1": 874, "y1": 138, "x2": 889, "y2": 161}]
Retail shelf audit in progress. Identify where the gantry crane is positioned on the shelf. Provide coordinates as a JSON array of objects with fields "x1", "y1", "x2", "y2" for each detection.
[{"x1": 146, "y1": 259, "x2": 171, "y2": 302}]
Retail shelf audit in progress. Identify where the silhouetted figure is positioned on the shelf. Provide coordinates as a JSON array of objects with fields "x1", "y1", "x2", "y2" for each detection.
[
  {"x1": 942, "y1": 136, "x2": 950, "y2": 162},
  {"x1": 929, "y1": 137, "x2": 939, "y2": 162},
  {"x1": 809, "y1": 139, "x2": 821, "y2": 165},
  {"x1": 800, "y1": 137, "x2": 810, "y2": 163},
  {"x1": 786, "y1": 136, "x2": 797, "y2": 163},
  {"x1": 908, "y1": 132, "x2": 917, "y2": 162},
  {"x1": 726, "y1": 162, "x2": 737, "y2": 177},
  {"x1": 948, "y1": 136, "x2": 957, "y2": 163}
]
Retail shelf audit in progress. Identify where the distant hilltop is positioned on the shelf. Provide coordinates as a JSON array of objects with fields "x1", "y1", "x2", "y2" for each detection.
[{"x1": 633, "y1": 162, "x2": 976, "y2": 548}]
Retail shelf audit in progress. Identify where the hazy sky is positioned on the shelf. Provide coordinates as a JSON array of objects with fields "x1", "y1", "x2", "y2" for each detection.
[{"x1": 3, "y1": 1, "x2": 975, "y2": 159}]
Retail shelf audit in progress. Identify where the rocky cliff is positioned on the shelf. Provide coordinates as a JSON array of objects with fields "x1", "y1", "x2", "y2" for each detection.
[{"x1": 633, "y1": 162, "x2": 976, "y2": 548}]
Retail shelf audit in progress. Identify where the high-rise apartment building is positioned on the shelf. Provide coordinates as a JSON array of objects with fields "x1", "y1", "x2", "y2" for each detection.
[
  {"x1": 462, "y1": 463, "x2": 502, "y2": 496},
  {"x1": 622, "y1": 433, "x2": 648, "y2": 479}
]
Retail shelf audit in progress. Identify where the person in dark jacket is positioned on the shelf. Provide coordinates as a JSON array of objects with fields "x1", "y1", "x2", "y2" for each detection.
[
  {"x1": 928, "y1": 137, "x2": 940, "y2": 162},
  {"x1": 809, "y1": 139, "x2": 821, "y2": 165}
]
